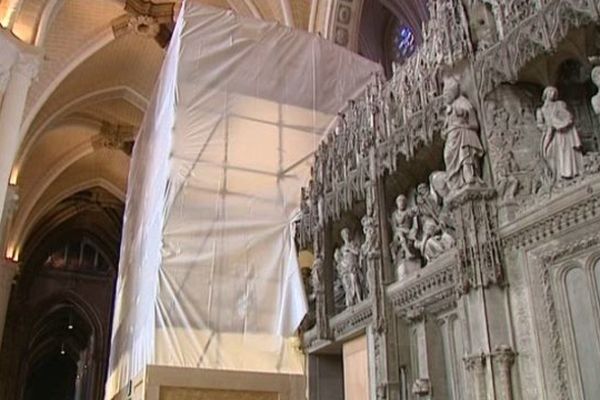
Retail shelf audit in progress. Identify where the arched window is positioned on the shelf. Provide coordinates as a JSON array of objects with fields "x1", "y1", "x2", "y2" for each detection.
[{"x1": 43, "y1": 238, "x2": 111, "y2": 273}]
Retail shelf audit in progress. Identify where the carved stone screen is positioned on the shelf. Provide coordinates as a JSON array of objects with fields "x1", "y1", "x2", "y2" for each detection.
[{"x1": 105, "y1": 1, "x2": 381, "y2": 397}]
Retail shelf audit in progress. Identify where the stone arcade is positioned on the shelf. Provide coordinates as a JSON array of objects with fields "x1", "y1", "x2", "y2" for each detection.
[{"x1": 296, "y1": 1, "x2": 600, "y2": 399}]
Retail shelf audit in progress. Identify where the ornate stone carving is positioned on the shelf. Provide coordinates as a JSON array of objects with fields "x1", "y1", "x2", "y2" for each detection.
[
  {"x1": 464, "y1": 353, "x2": 487, "y2": 400},
  {"x1": 335, "y1": 228, "x2": 363, "y2": 307},
  {"x1": 128, "y1": 15, "x2": 160, "y2": 37},
  {"x1": 416, "y1": 218, "x2": 455, "y2": 263},
  {"x1": 449, "y1": 187, "x2": 503, "y2": 293},
  {"x1": 591, "y1": 65, "x2": 600, "y2": 116},
  {"x1": 535, "y1": 86, "x2": 584, "y2": 182},
  {"x1": 466, "y1": 0, "x2": 498, "y2": 51},
  {"x1": 492, "y1": 345, "x2": 516, "y2": 400},
  {"x1": 390, "y1": 194, "x2": 420, "y2": 280},
  {"x1": 310, "y1": 257, "x2": 328, "y2": 339},
  {"x1": 92, "y1": 122, "x2": 135, "y2": 154},
  {"x1": 441, "y1": 77, "x2": 485, "y2": 193},
  {"x1": 411, "y1": 377, "x2": 431, "y2": 396},
  {"x1": 295, "y1": 4, "x2": 600, "y2": 399},
  {"x1": 360, "y1": 213, "x2": 378, "y2": 298}
]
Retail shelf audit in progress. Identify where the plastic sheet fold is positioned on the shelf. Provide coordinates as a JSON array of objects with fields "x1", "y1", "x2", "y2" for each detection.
[{"x1": 106, "y1": 2, "x2": 381, "y2": 397}]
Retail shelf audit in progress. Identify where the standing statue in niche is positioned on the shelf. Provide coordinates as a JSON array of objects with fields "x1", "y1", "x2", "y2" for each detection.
[
  {"x1": 310, "y1": 257, "x2": 327, "y2": 333},
  {"x1": 332, "y1": 249, "x2": 346, "y2": 312},
  {"x1": 442, "y1": 77, "x2": 485, "y2": 191},
  {"x1": 536, "y1": 86, "x2": 583, "y2": 180},
  {"x1": 360, "y1": 214, "x2": 378, "y2": 298},
  {"x1": 591, "y1": 66, "x2": 600, "y2": 116},
  {"x1": 336, "y1": 228, "x2": 362, "y2": 307}
]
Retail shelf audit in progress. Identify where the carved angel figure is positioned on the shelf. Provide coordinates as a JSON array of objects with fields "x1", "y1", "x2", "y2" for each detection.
[
  {"x1": 442, "y1": 77, "x2": 485, "y2": 190},
  {"x1": 536, "y1": 86, "x2": 583, "y2": 180}
]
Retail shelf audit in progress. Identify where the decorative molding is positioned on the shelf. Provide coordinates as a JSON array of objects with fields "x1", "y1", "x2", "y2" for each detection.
[
  {"x1": 502, "y1": 185, "x2": 600, "y2": 249},
  {"x1": 329, "y1": 299, "x2": 372, "y2": 339},
  {"x1": 387, "y1": 255, "x2": 456, "y2": 317}
]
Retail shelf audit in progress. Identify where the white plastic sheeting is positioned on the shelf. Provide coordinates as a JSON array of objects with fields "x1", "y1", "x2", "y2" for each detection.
[{"x1": 106, "y1": 1, "x2": 381, "y2": 397}]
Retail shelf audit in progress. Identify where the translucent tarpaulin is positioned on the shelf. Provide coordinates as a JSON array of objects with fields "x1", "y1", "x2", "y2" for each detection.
[{"x1": 106, "y1": 1, "x2": 381, "y2": 397}]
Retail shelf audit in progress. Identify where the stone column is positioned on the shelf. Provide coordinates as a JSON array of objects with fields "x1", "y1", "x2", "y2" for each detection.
[
  {"x1": 0, "y1": 259, "x2": 17, "y2": 348},
  {"x1": 492, "y1": 346, "x2": 516, "y2": 400},
  {"x1": 464, "y1": 353, "x2": 487, "y2": 400},
  {"x1": 0, "y1": 55, "x2": 38, "y2": 227},
  {"x1": 449, "y1": 187, "x2": 517, "y2": 400}
]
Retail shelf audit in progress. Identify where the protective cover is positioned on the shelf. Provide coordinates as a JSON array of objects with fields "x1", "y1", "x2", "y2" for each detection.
[{"x1": 105, "y1": 1, "x2": 381, "y2": 397}]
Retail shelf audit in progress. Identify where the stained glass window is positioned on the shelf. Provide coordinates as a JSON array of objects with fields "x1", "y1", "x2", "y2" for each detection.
[{"x1": 393, "y1": 24, "x2": 416, "y2": 62}]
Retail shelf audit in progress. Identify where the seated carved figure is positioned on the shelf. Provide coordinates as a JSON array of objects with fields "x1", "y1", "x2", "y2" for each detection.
[{"x1": 417, "y1": 218, "x2": 455, "y2": 262}]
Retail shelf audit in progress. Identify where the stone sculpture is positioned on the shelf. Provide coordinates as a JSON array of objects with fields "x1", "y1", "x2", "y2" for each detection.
[
  {"x1": 310, "y1": 257, "x2": 327, "y2": 333},
  {"x1": 336, "y1": 228, "x2": 362, "y2": 307},
  {"x1": 495, "y1": 148, "x2": 520, "y2": 201},
  {"x1": 442, "y1": 77, "x2": 485, "y2": 191},
  {"x1": 416, "y1": 218, "x2": 455, "y2": 263},
  {"x1": 360, "y1": 214, "x2": 377, "y2": 297},
  {"x1": 390, "y1": 195, "x2": 420, "y2": 280},
  {"x1": 536, "y1": 86, "x2": 583, "y2": 180},
  {"x1": 591, "y1": 66, "x2": 600, "y2": 116}
]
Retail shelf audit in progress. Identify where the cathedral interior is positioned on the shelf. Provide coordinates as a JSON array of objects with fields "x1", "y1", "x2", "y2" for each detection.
[{"x1": 1, "y1": 0, "x2": 600, "y2": 399}]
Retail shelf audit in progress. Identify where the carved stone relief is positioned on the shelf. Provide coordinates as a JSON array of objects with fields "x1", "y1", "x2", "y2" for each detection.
[{"x1": 390, "y1": 174, "x2": 456, "y2": 282}]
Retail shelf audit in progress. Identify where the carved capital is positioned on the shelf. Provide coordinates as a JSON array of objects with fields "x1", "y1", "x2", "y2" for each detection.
[
  {"x1": 411, "y1": 377, "x2": 430, "y2": 396},
  {"x1": 492, "y1": 345, "x2": 516, "y2": 400},
  {"x1": 492, "y1": 345, "x2": 516, "y2": 368},
  {"x1": 404, "y1": 306, "x2": 425, "y2": 322},
  {"x1": 464, "y1": 352, "x2": 488, "y2": 400},
  {"x1": 128, "y1": 15, "x2": 160, "y2": 37},
  {"x1": 463, "y1": 352, "x2": 486, "y2": 371}
]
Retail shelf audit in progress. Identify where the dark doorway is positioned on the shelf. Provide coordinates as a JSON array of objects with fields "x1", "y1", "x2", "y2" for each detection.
[{"x1": 24, "y1": 353, "x2": 77, "y2": 400}]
